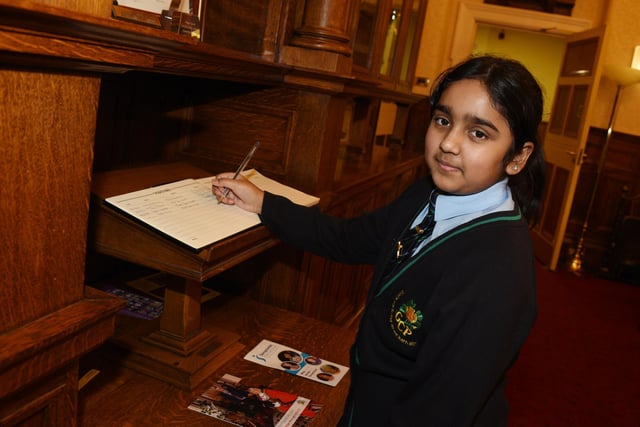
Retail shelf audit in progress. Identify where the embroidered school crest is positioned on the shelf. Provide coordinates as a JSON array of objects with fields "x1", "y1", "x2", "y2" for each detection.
[{"x1": 389, "y1": 291, "x2": 423, "y2": 346}]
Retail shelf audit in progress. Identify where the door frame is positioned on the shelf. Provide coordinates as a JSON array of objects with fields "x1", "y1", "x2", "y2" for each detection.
[
  {"x1": 532, "y1": 26, "x2": 607, "y2": 270},
  {"x1": 449, "y1": 2, "x2": 598, "y2": 271},
  {"x1": 450, "y1": 1, "x2": 592, "y2": 66}
]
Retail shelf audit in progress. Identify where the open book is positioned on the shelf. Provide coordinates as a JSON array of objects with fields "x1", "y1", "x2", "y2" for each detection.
[{"x1": 104, "y1": 169, "x2": 319, "y2": 251}]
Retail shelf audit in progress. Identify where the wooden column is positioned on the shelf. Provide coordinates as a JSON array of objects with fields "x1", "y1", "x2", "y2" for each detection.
[
  {"x1": 143, "y1": 279, "x2": 211, "y2": 356},
  {"x1": 290, "y1": 0, "x2": 354, "y2": 56}
]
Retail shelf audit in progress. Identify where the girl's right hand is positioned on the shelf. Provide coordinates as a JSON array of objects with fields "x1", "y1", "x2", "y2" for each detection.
[{"x1": 212, "y1": 173, "x2": 265, "y2": 214}]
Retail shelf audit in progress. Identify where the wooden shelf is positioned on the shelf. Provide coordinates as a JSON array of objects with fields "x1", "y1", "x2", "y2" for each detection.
[
  {"x1": 0, "y1": 288, "x2": 124, "y2": 398},
  {"x1": 79, "y1": 295, "x2": 355, "y2": 426},
  {"x1": 0, "y1": 1, "x2": 424, "y2": 102}
]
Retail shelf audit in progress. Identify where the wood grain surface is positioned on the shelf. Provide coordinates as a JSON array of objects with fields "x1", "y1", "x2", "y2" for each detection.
[{"x1": 79, "y1": 295, "x2": 356, "y2": 426}]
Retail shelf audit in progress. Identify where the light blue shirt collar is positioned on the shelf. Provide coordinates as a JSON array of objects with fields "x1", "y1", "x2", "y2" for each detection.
[
  {"x1": 434, "y1": 178, "x2": 511, "y2": 222},
  {"x1": 410, "y1": 178, "x2": 514, "y2": 250}
]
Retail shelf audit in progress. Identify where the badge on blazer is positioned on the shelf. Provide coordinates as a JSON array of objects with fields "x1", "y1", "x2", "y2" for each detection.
[{"x1": 389, "y1": 290, "x2": 423, "y2": 346}]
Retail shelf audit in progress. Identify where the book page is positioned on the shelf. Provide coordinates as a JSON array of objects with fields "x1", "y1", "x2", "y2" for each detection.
[
  {"x1": 104, "y1": 170, "x2": 319, "y2": 251},
  {"x1": 195, "y1": 169, "x2": 320, "y2": 207},
  {"x1": 105, "y1": 179, "x2": 261, "y2": 250}
]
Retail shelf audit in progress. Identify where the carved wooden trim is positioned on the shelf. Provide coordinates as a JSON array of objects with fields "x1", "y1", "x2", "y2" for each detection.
[
  {"x1": 451, "y1": 1, "x2": 591, "y2": 66},
  {"x1": 290, "y1": 0, "x2": 354, "y2": 56},
  {"x1": 485, "y1": 0, "x2": 575, "y2": 16}
]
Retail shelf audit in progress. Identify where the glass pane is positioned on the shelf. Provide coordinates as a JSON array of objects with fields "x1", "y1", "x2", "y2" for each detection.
[
  {"x1": 380, "y1": 0, "x2": 404, "y2": 76},
  {"x1": 549, "y1": 85, "x2": 570, "y2": 134},
  {"x1": 564, "y1": 85, "x2": 588, "y2": 137},
  {"x1": 398, "y1": 0, "x2": 420, "y2": 82},
  {"x1": 353, "y1": 0, "x2": 379, "y2": 68},
  {"x1": 561, "y1": 37, "x2": 598, "y2": 77}
]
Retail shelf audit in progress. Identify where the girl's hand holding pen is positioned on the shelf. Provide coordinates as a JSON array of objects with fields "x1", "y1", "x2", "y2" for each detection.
[{"x1": 212, "y1": 173, "x2": 265, "y2": 214}]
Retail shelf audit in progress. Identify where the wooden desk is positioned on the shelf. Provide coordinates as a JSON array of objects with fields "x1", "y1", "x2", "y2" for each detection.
[
  {"x1": 89, "y1": 163, "x2": 281, "y2": 390},
  {"x1": 79, "y1": 296, "x2": 355, "y2": 426}
]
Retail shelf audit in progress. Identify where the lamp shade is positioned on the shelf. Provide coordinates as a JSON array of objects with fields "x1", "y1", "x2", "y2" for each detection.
[{"x1": 603, "y1": 64, "x2": 640, "y2": 87}]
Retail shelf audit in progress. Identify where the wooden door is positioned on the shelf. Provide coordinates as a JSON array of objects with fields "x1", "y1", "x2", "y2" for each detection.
[{"x1": 532, "y1": 27, "x2": 606, "y2": 270}]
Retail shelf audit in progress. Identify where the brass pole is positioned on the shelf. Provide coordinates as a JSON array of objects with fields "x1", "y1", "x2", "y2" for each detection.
[{"x1": 570, "y1": 83, "x2": 622, "y2": 274}]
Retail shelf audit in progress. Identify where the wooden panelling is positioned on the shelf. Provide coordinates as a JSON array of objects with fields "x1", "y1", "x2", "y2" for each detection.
[
  {"x1": 0, "y1": 66, "x2": 123, "y2": 422},
  {"x1": 0, "y1": 69, "x2": 98, "y2": 331},
  {"x1": 185, "y1": 88, "x2": 299, "y2": 177},
  {"x1": 560, "y1": 128, "x2": 640, "y2": 274},
  {"x1": 34, "y1": 0, "x2": 112, "y2": 16},
  {"x1": 250, "y1": 154, "x2": 426, "y2": 326},
  {"x1": 202, "y1": 0, "x2": 285, "y2": 57},
  {"x1": 186, "y1": 87, "x2": 347, "y2": 197},
  {"x1": 0, "y1": 367, "x2": 76, "y2": 427}
]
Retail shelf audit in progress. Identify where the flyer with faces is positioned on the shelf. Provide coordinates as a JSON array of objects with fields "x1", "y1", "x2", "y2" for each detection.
[{"x1": 244, "y1": 339, "x2": 349, "y2": 387}]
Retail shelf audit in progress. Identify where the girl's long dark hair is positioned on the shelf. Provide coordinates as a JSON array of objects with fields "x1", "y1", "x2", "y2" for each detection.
[{"x1": 430, "y1": 55, "x2": 546, "y2": 225}]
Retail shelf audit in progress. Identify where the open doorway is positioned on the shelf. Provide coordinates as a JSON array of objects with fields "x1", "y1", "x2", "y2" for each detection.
[
  {"x1": 450, "y1": 2, "x2": 591, "y2": 119},
  {"x1": 472, "y1": 24, "x2": 565, "y2": 122},
  {"x1": 451, "y1": 2, "x2": 609, "y2": 271}
]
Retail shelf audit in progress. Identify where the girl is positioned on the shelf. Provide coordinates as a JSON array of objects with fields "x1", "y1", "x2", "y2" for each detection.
[{"x1": 213, "y1": 55, "x2": 545, "y2": 426}]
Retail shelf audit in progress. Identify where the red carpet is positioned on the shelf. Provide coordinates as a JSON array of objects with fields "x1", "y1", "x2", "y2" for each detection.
[{"x1": 506, "y1": 265, "x2": 640, "y2": 426}]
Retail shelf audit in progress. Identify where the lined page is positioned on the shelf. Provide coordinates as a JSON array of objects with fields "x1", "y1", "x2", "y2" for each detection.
[
  {"x1": 105, "y1": 179, "x2": 260, "y2": 250},
  {"x1": 104, "y1": 170, "x2": 318, "y2": 251}
]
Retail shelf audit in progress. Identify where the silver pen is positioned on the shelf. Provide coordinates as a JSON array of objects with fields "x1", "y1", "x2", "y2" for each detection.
[{"x1": 219, "y1": 140, "x2": 261, "y2": 201}]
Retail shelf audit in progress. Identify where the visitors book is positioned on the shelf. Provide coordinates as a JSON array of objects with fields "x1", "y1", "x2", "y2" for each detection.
[
  {"x1": 188, "y1": 374, "x2": 323, "y2": 427},
  {"x1": 104, "y1": 170, "x2": 319, "y2": 251},
  {"x1": 244, "y1": 339, "x2": 349, "y2": 387}
]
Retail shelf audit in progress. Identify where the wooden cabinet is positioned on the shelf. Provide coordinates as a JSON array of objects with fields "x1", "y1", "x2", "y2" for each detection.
[
  {"x1": 90, "y1": 72, "x2": 427, "y2": 327},
  {"x1": 0, "y1": 0, "x2": 430, "y2": 420},
  {"x1": 353, "y1": 0, "x2": 428, "y2": 91},
  {"x1": 0, "y1": 62, "x2": 123, "y2": 424},
  {"x1": 201, "y1": 0, "x2": 356, "y2": 74}
]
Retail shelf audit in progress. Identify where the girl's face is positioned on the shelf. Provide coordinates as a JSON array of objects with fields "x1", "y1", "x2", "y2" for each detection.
[{"x1": 425, "y1": 79, "x2": 529, "y2": 195}]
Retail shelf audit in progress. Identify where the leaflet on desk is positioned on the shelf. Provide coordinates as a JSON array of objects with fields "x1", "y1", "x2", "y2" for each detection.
[
  {"x1": 104, "y1": 169, "x2": 319, "y2": 251},
  {"x1": 244, "y1": 339, "x2": 349, "y2": 387},
  {"x1": 188, "y1": 373, "x2": 323, "y2": 426}
]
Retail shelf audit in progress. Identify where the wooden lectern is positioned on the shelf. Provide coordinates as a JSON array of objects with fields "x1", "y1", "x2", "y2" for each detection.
[{"x1": 89, "y1": 162, "x2": 280, "y2": 390}]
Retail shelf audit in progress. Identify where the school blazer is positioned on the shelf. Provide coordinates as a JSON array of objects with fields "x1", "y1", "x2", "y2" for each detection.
[{"x1": 260, "y1": 177, "x2": 537, "y2": 427}]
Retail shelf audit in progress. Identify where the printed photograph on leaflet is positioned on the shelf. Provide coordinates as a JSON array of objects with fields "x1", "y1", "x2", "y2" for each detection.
[
  {"x1": 244, "y1": 339, "x2": 349, "y2": 387},
  {"x1": 188, "y1": 374, "x2": 323, "y2": 427}
]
